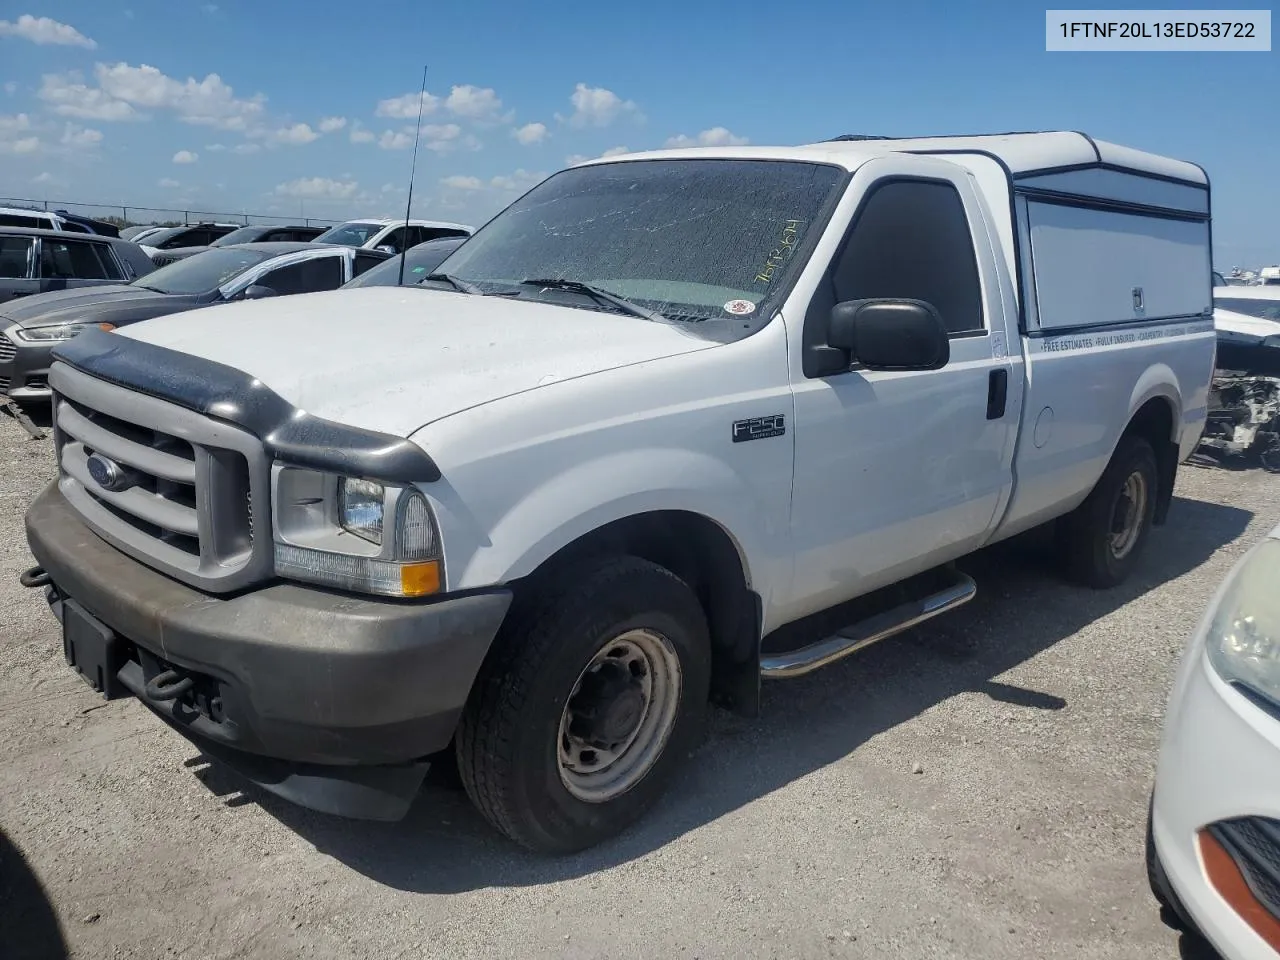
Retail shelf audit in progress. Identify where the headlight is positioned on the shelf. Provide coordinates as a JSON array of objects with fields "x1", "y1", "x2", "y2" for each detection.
[
  {"x1": 339, "y1": 477, "x2": 386, "y2": 544},
  {"x1": 15, "y1": 322, "x2": 115, "y2": 342},
  {"x1": 1206, "y1": 539, "x2": 1280, "y2": 706},
  {"x1": 271, "y1": 466, "x2": 442, "y2": 598}
]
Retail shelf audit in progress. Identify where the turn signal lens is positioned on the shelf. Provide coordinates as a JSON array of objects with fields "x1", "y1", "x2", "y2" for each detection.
[{"x1": 400, "y1": 560, "x2": 441, "y2": 598}]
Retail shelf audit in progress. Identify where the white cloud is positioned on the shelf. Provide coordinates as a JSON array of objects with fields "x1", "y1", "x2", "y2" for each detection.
[
  {"x1": 172, "y1": 149, "x2": 198, "y2": 164},
  {"x1": 349, "y1": 125, "x2": 374, "y2": 144},
  {"x1": 41, "y1": 63, "x2": 266, "y2": 130},
  {"x1": 61, "y1": 123, "x2": 103, "y2": 147},
  {"x1": 0, "y1": 135, "x2": 39, "y2": 155},
  {"x1": 202, "y1": 3, "x2": 218, "y2": 12},
  {"x1": 375, "y1": 90, "x2": 438, "y2": 120},
  {"x1": 206, "y1": 143, "x2": 226, "y2": 151},
  {"x1": 560, "y1": 83, "x2": 638, "y2": 128},
  {"x1": 32, "y1": 171, "x2": 54, "y2": 184},
  {"x1": 440, "y1": 175, "x2": 483, "y2": 191},
  {"x1": 318, "y1": 116, "x2": 347, "y2": 133},
  {"x1": 0, "y1": 112, "x2": 31, "y2": 135},
  {"x1": 3, "y1": 82, "x2": 16, "y2": 96},
  {"x1": 664, "y1": 127, "x2": 750, "y2": 148},
  {"x1": 232, "y1": 143, "x2": 260, "y2": 155},
  {"x1": 275, "y1": 177, "x2": 359, "y2": 200},
  {"x1": 378, "y1": 129, "x2": 412, "y2": 150},
  {"x1": 269, "y1": 122, "x2": 318, "y2": 145},
  {"x1": 489, "y1": 169, "x2": 545, "y2": 192},
  {"x1": 158, "y1": 177, "x2": 181, "y2": 188},
  {"x1": 0, "y1": 112, "x2": 39, "y2": 154},
  {"x1": 39, "y1": 73, "x2": 139, "y2": 121},
  {"x1": 565, "y1": 147, "x2": 629, "y2": 165},
  {"x1": 512, "y1": 122, "x2": 548, "y2": 145},
  {"x1": 445, "y1": 84, "x2": 502, "y2": 121},
  {"x1": 0, "y1": 14, "x2": 96, "y2": 48}
]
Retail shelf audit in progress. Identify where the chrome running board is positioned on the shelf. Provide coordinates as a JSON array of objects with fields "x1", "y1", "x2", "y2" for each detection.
[{"x1": 759, "y1": 571, "x2": 977, "y2": 679}]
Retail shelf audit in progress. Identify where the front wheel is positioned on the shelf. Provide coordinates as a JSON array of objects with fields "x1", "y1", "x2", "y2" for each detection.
[
  {"x1": 455, "y1": 556, "x2": 710, "y2": 854},
  {"x1": 1057, "y1": 435, "x2": 1159, "y2": 588}
]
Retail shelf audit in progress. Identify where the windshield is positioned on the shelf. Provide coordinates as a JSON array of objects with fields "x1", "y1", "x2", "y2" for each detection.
[
  {"x1": 434, "y1": 159, "x2": 845, "y2": 321},
  {"x1": 314, "y1": 222, "x2": 383, "y2": 246},
  {"x1": 343, "y1": 239, "x2": 466, "y2": 288},
  {"x1": 132, "y1": 247, "x2": 273, "y2": 295},
  {"x1": 211, "y1": 227, "x2": 265, "y2": 247},
  {"x1": 137, "y1": 226, "x2": 190, "y2": 248},
  {"x1": 1217, "y1": 297, "x2": 1280, "y2": 323}
]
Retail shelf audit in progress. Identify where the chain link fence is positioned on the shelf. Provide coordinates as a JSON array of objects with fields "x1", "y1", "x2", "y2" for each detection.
[{"x1": 0, "y1": 196, "x2": 344, "y2": 229}]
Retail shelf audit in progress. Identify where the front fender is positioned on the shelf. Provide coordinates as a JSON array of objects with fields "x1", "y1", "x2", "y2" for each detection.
[{"x1": 437, "y1": 446, "x2": 787, "y2": 601}]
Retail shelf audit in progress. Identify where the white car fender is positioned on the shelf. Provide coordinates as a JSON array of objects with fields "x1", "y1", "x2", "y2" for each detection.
[{"x1": 434, "y1": 444, "x2": 780, "y2": 598}]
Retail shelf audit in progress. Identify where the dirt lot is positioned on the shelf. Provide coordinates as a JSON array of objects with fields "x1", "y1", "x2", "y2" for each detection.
[{"x1": 2, "y1": 404, "x2": 1273, "y2": 960}]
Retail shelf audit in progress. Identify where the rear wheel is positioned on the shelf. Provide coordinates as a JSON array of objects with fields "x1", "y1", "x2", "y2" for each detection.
[
  {"x1": 1057, "y1": 435, "x2": 1158, "y2": 588},
  {"x1": 456, "y1": 556, "x2": 710, "y2": 854}
]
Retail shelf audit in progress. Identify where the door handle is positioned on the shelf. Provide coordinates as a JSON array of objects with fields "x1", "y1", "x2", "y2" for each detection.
[{"x1": 986, "y1": 369, "x2": 1008, "y2": 420}]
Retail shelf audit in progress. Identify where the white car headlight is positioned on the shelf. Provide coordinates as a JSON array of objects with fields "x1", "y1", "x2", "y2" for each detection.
[
  {"x1": 1206, "y1": 539, "x2": 1280, "y2": 707},
  {"x1": 15, "y1": 322, "x2": 115, "y2": 342},
  {"x1": 271, "y1": 465, "x2": 442, "y2": 598}
]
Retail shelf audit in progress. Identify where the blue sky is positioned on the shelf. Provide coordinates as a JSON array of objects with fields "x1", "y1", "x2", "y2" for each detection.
[{"x1": 0, "y1": 1, "x2": 1275, "y2": 265}]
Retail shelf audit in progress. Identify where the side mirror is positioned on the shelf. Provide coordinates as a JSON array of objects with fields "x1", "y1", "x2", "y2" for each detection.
[
  {"x1": 241, "y1": 284, "x2": 279, "y2": 300},
  {"x1": 828, "y1": 298, "x2": 949, "y2": 371},
  {"x1": 375, "y1": 244, "x2": 397, "y2": 255}
]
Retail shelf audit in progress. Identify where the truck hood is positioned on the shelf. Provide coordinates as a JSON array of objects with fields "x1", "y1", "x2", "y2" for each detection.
[
  {"x1": 0, "y1": 285, "x2": 202, "y2": 328},
  {"x1": 117, "y1": 286, "x2": 716, "y2": 437}
]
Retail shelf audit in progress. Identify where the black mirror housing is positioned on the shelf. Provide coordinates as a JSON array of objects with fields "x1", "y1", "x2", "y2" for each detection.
[{"x1": 828, "y1": 298, "x2": 950, "y2": 371}]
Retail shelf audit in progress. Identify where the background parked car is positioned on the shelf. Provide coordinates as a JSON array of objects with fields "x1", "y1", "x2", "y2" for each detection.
[
  {"x1": 137, "y1": 222, "x2": 241, "y2": 259},
  {"x1": 120, "y1": 225, "x2": 163, "y2": 242},
  {"x1": 0, "y1": 206, "x2": 120, "y2": 236},
  {"x1": 340, "y1": 236, "x2": 468, "y2": 288},
  {"x1": 147, "y1": 224, "x2": 328, "y2": 266},
  {"x1": 0, "y1": 228, "x2": 155, "y2": 306},
  {"x1": 0, "y1": 242, "x2": 387, "y2": 399},
  {"x1": 312, "y1": 218, "x2": 472, "y2": 254}
]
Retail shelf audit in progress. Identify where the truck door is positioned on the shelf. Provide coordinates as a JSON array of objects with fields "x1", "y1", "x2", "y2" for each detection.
[{"x1": 785, "y1": 156, "x2": 1019, "y2": 620}]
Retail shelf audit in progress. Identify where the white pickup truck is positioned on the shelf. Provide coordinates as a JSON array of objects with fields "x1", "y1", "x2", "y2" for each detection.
[{"x1": 22, "y1": 131, "x2": 1216, "y2": 853}]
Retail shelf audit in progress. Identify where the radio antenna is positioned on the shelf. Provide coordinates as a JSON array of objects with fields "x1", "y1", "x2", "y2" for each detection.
[{"x1": 398, "y1": 64, "x2": 429, "y2": 287}]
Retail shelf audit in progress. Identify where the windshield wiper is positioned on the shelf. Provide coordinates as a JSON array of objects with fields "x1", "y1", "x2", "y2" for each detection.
[
  {"x1": 422, "y1": 272, "x2": 485, "y2": 295},
  {"x1": 518, "y1": 278, "x2": 667, "y2": 322}
]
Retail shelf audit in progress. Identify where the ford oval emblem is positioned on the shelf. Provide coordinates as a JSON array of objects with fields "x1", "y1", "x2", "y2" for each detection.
[{"x1": 86, "y1": 453, "x2": 127, "y2": 492}]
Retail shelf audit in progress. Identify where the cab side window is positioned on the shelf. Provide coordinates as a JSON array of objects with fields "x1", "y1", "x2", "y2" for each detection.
[
  {"x1": 0, "y1": 237, "x2": 34, "y2": 278},
  {"x1": 380, "y1": 227, "x2": 407, "y2": 253},
  {"x1": 40, "y1": 239, "x2": 111, "y2": 280},
  {"x1": 831, "y1": 180, "x2": 984, "y2": 335},
  {"x1": 258, "y1": 256, "x2": 344, "y2": 295}
]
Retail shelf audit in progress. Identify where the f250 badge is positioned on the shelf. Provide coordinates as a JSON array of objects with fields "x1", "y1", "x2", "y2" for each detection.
[{"x1": 732, "y1": 415, "x2": 786, "y2": 443}]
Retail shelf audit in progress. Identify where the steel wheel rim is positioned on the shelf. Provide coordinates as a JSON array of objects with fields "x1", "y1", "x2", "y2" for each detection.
[
  {"x1": 1109, "y1": 470, "x2": 1148, "y2": 559},
  {"x1": 557, "y1": 628, "x2": 682, "y2": 804}
]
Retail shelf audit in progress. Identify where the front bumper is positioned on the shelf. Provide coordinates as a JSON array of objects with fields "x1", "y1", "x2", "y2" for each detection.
[
  {"x1": 24, "y1": 481, "x2": 512, "y2": 819},
  {"x1": 0, "y1": 325, "x2": 54, "y2": 398},
  {"x1": 1152, "y1": 650, "x2": 1280, "y2": 959}
]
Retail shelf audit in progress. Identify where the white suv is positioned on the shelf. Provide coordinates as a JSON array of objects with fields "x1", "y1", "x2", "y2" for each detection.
[{"x1": 311, "y1": 218, "x2": 472, "y2": 254}]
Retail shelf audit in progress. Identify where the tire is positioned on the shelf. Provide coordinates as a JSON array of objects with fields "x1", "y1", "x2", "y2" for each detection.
[
  {"x1": 455, "y1": 555, "x2": 711, "y2": 854},
  {"x1": 1057, "y1": 434, "x2": 1158, "y2": 588}
]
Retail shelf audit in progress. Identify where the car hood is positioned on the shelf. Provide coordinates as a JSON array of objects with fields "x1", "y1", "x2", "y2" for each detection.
[
  {"x1": 117, "y1": 286, "x2": 717, "y2": 437},
  {"x1": 0, "y1": 285, "x2": 202, "y2": 328},
  {"x1": 1216, "y1": 307, "x2": 1280, "y2": 340}
]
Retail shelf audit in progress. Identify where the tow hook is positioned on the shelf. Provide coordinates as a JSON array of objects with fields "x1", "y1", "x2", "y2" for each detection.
[
  {"x1": 19, "y1": 566, "x2": 51, "y2": 589},
  {"x1": 144, "y1": 669, "x2": 195, "y2": 702}
]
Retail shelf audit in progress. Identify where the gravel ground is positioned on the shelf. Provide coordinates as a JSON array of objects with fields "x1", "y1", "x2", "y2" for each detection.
[{"x1": 2, "y1": 403, "x2": 1274, "y2": 960}]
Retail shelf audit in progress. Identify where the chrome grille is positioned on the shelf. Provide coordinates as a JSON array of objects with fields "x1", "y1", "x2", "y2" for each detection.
[
  {"x1": 0, "y1": 332, "x2": 15, "y2": 362},
  {"x1": 49, "y1": 362, "x2": 272, "y2": 593}
]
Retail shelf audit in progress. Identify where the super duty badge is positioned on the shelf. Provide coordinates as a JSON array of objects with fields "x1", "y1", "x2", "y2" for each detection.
[{"x1": 732, "y1": 414, "x2": 786, "y2": 443}]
